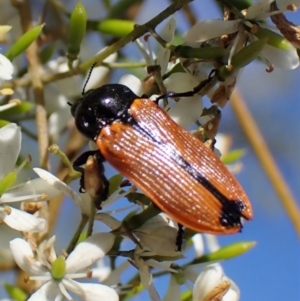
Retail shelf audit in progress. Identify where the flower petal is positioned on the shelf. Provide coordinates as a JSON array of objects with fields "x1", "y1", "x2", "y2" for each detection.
[
  {"x1": 33, "y1": 168, "x2": 90, "y2": 215},
  {"x1": 146, "y1": 259, "x2": 176, "y2": 272},
  {"x1": 0, "y1": 123, "x2": 21, "y2": 179},
  {"x1": 183, "y1": 20, "x2": 240, "y2": 43},
  {"x1": 49, "y1": 106, "x2": 72, "y2": 137},
  {"x1": 0, "y1": 53, "x2": 14, "y2": 81},
  {"x1": 27, "y1": 281, "x2": 59, "y2": 301},
  {"x1": 156, "y1": 17, "x2": 176, "y2": 75},
  {"x1": 134, "y1": 226, "x2": 180, "y2": 258},
  {"x1": 3, "y1": 207, "x2": 46, "y2": 232},
  {"x1": 136, "y1": 213, "x2": 177, "y2": 233},
  {"x1": 83, "y1": 50, "x2": 117, "y2": 92},
  {"x1": 192, "y1": 234, "x2": 204, "y2": 257},
  {"x1": 245, "y1": 0, "x2": 273, "y2": 20},
  {"x1": 164, "y1": 73, "x2": 203, "y2": 125},
  {"x1": 119, "y1": 74, "x2": 143, "y2": 95},
  {"x1": 66, "y1": 233, "x2": 115, "y2": 273},
  {"x1": 1, "y1": 178, "x2": 60, "y2": 203},
  {"x1": 163, "y1": 275, "x2": 181, "y2": 301},
  {"x1": 10, "y1": 238, "x2": 48, "y2": 276},
  {"x1": 102, "y1": 260, "x2": 130, "y2": 286},
  {"x1": 193, "y1": 264, "x2": 223, "y2": 301},
  {"x1": 260, "y1": 43, "x2": 299, "y2": 69},
  {"x1": 134, "y1": 255, "x2": 152, "y2": 289},
  {"x1": 63, "y1": 279, "x2": 119, "y2": 301},
  {"x1": 94, "y1": 212, "x2": 122, "y2": 230},
  {"x1": 205, "y1": 234, "x2": 220, "y2": 252},
  {"x1": 223, "y1": 279, "x2": 240, "y2": 301},
  {"x1": 184, "y1": 264, "x2": 203, "y2": 283},
  {"x1": 135, "y1": 38, "x2": 152, "y2": 66}
]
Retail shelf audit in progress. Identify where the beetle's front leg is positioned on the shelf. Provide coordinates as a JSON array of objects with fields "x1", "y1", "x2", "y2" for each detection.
[{"x1": 73, "y1": 151, "x2": 109, "y2": 209}]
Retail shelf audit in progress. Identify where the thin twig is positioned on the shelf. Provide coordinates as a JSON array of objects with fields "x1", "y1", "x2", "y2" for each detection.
[{"x1": 4, "y1": 0, "x2": 194, "y2": 89}]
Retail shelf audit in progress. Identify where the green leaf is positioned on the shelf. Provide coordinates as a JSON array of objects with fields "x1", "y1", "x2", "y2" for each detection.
[
  {"x1": 126, "y1": 192, "x2": 152, "y2": 206},
  {"x1": 225, "y1": 0, "x2": 252, "y2": 10},
  {"x1": 218, "y1": 39, "x2": 266, "y2": 81},
  {"x1": 108, "y1": 173, "x2": 123, "y2": 196},
  {"x1": 253, "y1": 27, "x2": 294, "y2": 50},
  {"x1": 175, "y1": 45, "x2": 228, "y2": 59},
  {"x1": 91, "y1": 19, "x2": 134, "y2": 37},
  {"x1": 181, "y1": 290, "x2": 193, "y2": 301},
  {"x1": 221, "y1": 149, "x2": 245, "y2": 164},
  {"x1": 194, "y1": 241, "x2": 256, "y2": 264},
  {"x1": 0, "y1": 120, "x2": 10, "y2": 127},
  {"x1": 5, "y1": 24, "x2": 44, "y2": 61},
  {"x1": 39, "y1": 42, "x2": 56, "y2": 64},
  {"x1": 77, "y1": 231, "x2": 87, "y2": 244},
  {"x1": 67, "y1": 2, "x2": 87, "y2": 62},
  {"x1": 0, "y1": 102, "x2": 33, "y2": 118},
  {"x1": 0, "y1": 171, "x2": 17, "y2": 195},
  {"x1": 4, "y1": 283, "x2": 27, "y2": 301},
  {"x1": 123, "y1": 282, "x2": 143, "y2": 301},
  {"x1": 126, "y1": 204, "x2": 160, "y2": 230}
]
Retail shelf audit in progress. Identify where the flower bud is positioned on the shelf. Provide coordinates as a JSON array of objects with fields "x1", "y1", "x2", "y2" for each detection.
[
  {"x1": 218, "y1": 39, "x2": 266, "y2": 81},
  {"x1": 94, "y1": 19, "x2": 134, "y2": 37},
  {"x1": 175, "y1": 46, "x2": 228, "y2": 59},
  {"x1": 195, "y1": 241, "x2": 256, "y2": 264},
  {"x1": 67, "y1": 2, "x2": 87, "y2": 63},
  {"x1": 253, "y1": 27, "x2": 294, "y2": 50},
  {"x1": 5, "y1": 24, "x2": 44, "y2": 61}
]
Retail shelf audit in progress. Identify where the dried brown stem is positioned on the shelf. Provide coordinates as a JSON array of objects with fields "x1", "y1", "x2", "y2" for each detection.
[
  {"x1": 231, "y1": 90, "x2": 300, "y2": 237},
  {"x1": 11, "y1": 0, "x2": 49, "y2": 169}
]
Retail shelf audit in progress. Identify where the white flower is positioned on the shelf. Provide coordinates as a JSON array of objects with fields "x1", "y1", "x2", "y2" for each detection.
[
  {"x1": 133, "y1": 254, "x2": 163, "y2": 301},
  {"x1": 183, "y1": 0, "x2": 299, "y2": 70},
  {"x1": 10, "y1": 233, "x2": 118, "y2": 301},
  {"x1": 161, "y1": 234, "x2": 205, "y2": 301},
  {"x1": 121, "y1": 16, "x2": 203, "y2": 128},
  {"x1": 33, "y1": 167, "x2": 93, "y2": 215},
  {"x1": 192, "y1": 264, "x2": 239, "y2": 301},
  {"x1": 0, "y1": 53, "x2": 14, "y2": 83},
  {"x1": 134, "y1": 213, "x2": 183, "y2": 258},
  {"x1": 191, "y1": 235, "x2": 239, "y2": 301},
  {"x1": 0, "y1": 124, "x2": 59, "y2": 232}
]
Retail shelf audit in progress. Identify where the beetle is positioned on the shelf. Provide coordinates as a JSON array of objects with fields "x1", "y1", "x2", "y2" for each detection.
[{"x1": 71, "y1": 83, "x2": 252, "y2": 235}]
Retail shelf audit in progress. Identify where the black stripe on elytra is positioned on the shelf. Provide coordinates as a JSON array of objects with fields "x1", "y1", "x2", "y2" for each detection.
[
  {"x1": 173, "y1": 155, "x2": 247, "y2": 229},
  {"x1": 132, "y1": 121, "x2": 247, "y2": 229}
]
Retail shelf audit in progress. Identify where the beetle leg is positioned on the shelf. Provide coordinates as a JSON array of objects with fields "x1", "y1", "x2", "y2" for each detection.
[
  {"x1": 73, "y1": 151, "x2": 109, "y2": 209},
  {"x1": 156, "y1": 69, "x2": 217, "y2": 102},
  {"x1": 73, "y1": 150, "x2": 101, "y2": 172},
  {"x1": 73, "y1": 150, "x2": 99, "y2": 193},
  {"x1": 176, "y1": 223, "x2": 184, "y2": 252}
]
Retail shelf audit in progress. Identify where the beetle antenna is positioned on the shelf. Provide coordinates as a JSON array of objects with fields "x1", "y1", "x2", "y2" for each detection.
[{"x1": 82, "y1": 62, "x2": 97, "y2": 96}]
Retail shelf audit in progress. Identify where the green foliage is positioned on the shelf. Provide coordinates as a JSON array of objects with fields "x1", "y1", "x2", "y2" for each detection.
[
  {"x1": 67, "y1": 2, "x2": 87, "y2": 63},
  {"x1": 5, "y1": 24, "x2": 44, "y2": 61},
  {"x1": 194, "y1": 241, "x2": 256, "y2": 264},
  {"x1": 4, "y1": 283, "x2": 27, "y2": 301}
]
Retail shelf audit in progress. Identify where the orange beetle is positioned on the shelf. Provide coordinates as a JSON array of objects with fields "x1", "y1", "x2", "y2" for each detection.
[{"x1": 71, "y1": 84, "x2": 252, "y2": 235}]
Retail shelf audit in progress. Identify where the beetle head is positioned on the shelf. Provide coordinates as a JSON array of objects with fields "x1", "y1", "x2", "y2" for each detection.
[{"x1": 71, "y1": 84, "x2": 138, "y2": 140}]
